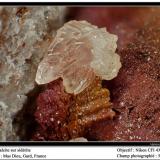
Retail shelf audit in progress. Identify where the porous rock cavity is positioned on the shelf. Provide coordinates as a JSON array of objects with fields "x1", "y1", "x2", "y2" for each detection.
[{"x1": 36, "y1": 20, "x2": 121, "y2": 94}]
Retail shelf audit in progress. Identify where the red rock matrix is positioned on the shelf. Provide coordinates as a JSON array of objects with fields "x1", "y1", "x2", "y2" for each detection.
[
  {"x1": 88, "y1": 18, "x2": 160, "y2": 141},
  {"x1": 32, "y1": 78, "x2": 114, "y2": 140}
]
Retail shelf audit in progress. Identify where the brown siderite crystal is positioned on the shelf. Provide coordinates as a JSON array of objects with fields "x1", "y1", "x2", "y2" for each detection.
[
  {"x1": 32, "y1": 77, "x2": 114, "y2": 141},
  {"x1": 67, "y1": 77, "x2": 115, "y2": 139}
]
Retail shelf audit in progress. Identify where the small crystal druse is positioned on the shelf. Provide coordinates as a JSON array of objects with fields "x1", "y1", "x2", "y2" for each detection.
[{"x1": 36, "y1": 20, "x2": 121, "y2": 94}]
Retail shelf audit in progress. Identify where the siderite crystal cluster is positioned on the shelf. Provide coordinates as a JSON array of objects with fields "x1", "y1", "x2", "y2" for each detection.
[
  {"x1": 0, "y1": 7, "x2": 66, "y2": 141},
  {"x1": 36, "y1": 20, "x2": 121, "y2": 94},
  {"x1": 33, "y1": 77, "x2": 115, "y2": 140},
  {"x1": 66, "y1": 77, "x2": 115, "y2": 139}
]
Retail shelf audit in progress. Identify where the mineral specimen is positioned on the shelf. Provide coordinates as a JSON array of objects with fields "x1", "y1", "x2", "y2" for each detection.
[
  {"x1": 32, "y1": 77, "x2": 114, "y2": 141},
  {"x1": 36, "y1": 20, "x2": 121, "y2": 94},
  {"x1": 0, "y1": 6, "x2": 66, "y2": 141}
]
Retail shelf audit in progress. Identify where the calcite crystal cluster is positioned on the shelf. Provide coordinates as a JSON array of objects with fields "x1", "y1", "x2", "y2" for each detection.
[
  {"x1": 36, "y1": 20, "x2": 121, "y2": 94},
  {"x1": 0, "y1": 7, "x2": 66, "y2": 141}
]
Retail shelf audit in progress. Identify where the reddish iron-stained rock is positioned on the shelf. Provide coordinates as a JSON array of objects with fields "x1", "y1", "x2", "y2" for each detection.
[
  {"x1": 33, "y1": 79, "x2": 71, "y2": 140},
  {"x1": 87, "y1": 18, "x2": 160, "y2": 141},
  {"x1": 32, "y1": 77, "x2": 114, "y2": 141}
]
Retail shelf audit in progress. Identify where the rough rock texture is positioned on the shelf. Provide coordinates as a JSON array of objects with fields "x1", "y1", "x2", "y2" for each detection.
[
  {"x1": 32, "y1": 77, "x2": 114, "y2": 141},
  {"x1": 0, "y1": 7, "x2": 66, "y2": 141},
  {"x1": 87, "y1": 17, "x2": 160, "y2": 141},
  {"x1": 36, "y1": 20, "x2": 121, "y2": 94},
  {"x1": 33, "y1": 79, "x2": 71, "y2": 141}
]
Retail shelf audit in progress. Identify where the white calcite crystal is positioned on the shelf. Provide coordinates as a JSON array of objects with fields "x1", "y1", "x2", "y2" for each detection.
[
  {"x1": 0, "y1": 6, "x2": 66, "y2": 141},
  {"x1": 36, "y1": 20, "x2": 121, "y2": 94},
  {"x1": 69, "y1": 137, "x2": 88, "y2": 142}
]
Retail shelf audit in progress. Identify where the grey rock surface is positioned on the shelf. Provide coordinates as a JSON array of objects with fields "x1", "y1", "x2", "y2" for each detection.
[{"x1": 0, "y1": 6, "x2": 66, "y2": 141}]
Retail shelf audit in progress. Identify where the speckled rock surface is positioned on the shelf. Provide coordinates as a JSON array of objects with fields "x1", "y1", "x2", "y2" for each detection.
[
  {"x1": 0, "y1": 6, "x2": 66, "y2": 141},
  {"x1": 87, "y1": 17, "x2": 160, "y2": 141}
]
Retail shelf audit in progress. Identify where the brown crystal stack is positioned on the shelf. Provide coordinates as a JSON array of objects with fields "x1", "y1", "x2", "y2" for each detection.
[
  {"x1": 67, "y1": 77, "x2": 115, "y2": 138},
  {"x1": 32, "y1": 77, "x2": 114, "y2": 141}
]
